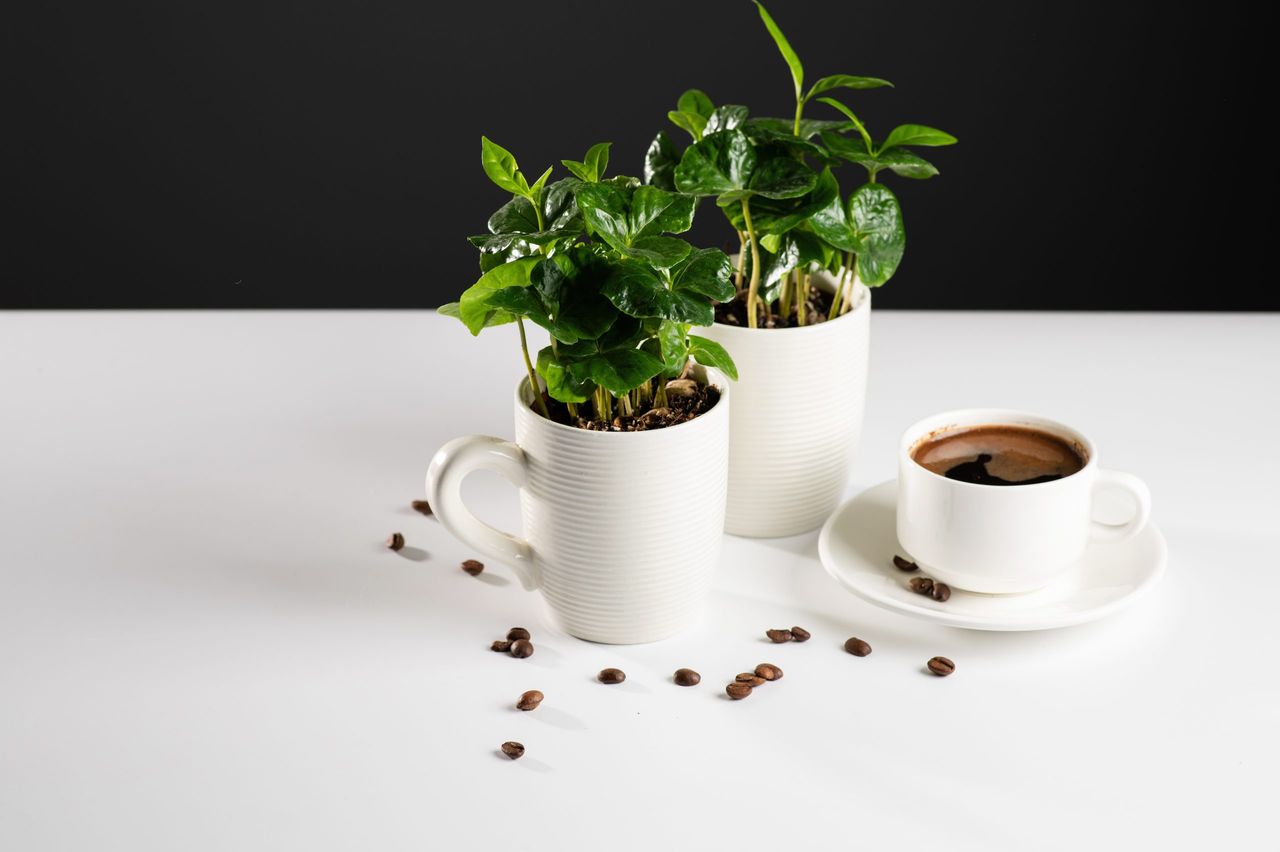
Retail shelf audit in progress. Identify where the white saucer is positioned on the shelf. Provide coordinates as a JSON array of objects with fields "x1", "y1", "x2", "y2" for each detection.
[{"x1": 817, "y1": 479, "x2": 1167, "y2": 631}]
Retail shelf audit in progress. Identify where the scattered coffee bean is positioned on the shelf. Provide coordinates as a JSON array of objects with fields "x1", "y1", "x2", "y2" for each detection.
[
  {"x1": 927, "y1": 656, "x2": 956, "y2": 677},
  {"x1": 931, "y1": 582, "x2": 952, "y2": 602},
  {"x1": 490, "y1": 640, "x2": 512, "y2": 653},
  {"x1": 735, "y1": 672, "x2": 766, "y2": 686},
  {"x1": 908, "y1": 576, "x2": 934, "y2": 595},
  {"x1": 516, "y1": 690, "x2": 544, "y2": 711},
  {"x1": 598, "y1": 668, "x2": 626, "y2": 684},
  {"x1": 385, "y1": 532, "x2": 405, "y2": 551},
  {"x1": 790, "y1": 626, "x2": 811, "y2": 642},
  {"x1": 509, "y1": 639, "x2": 534, "y2": 658},
  {"x1": 726, "y1": 682, "x2": 753, "y2": 700},
  {"x1": 507, "y1": 627, "x2": 531, "y2": 641},
  {"x1": 893, "y1": 555, "x2": 918, "y2": 572},
  {"x1": 766, "y1": 628, "x2": 794, "y2": 643},
  {"x1": 411, "y1": 499, "x2": 433, "y2": 516},
  {"x1": 674, "y1": 668, "x2": 701, "y2": 686},
  {"x1": 844, "y1": 637, "x2": 872, "y2": 657},
  {"x1": 501, "y1": 741, "x2": 525, "y2": 759},
  {"x1": 461, "y1": 559, "x2": 484, "y2": 576},
  {"x1": 754, "y1": 663, "x2": 783, "y2": 681}
]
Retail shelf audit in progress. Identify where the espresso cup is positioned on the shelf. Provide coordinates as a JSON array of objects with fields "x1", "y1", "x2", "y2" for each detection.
[{"x1": 896, "y1": 409, "x2": 1151, "y2": 594}]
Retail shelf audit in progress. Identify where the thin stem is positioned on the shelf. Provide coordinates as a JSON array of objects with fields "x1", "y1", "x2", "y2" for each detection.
[
  {"x1": 842, "y1": 266, "x2": 860, "y2": 316},
  {"x1": 792, "y1": 96, "x2": 804, "y2": 138},
  {"x1": 735, "y1": 231, "x2": 746, "y2": 289},
  {"x1": 655, "y1": 379, "x2": 669, "y2": 409},
  {"x1": 741, "y1": 198, "x2": 762, "y2": 329},
  {"x1": 796, "y1": 270, "x2": 808, "y2": 326},
  {"x1": 779, "y1": 268, "x2": 793, "y2": 321},
  {"x1": 517, "y1": 319, "x2": 549, "y2": 419}
]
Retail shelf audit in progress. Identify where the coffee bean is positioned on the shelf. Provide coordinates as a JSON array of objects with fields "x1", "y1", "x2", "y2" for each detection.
[
  {"x1": 908, "y1": 577, "x2": 934, "y2": 595},
  {"x1": 754, "y1": 663, "x2": 783, "y2": 681},
  {"x1": 509, "y1": 639, "x2": 534, "y2": 658},
  {"x1": 507, "y1": 627, "x2": 531, "y2": 641},
  {"x1": 931, "y1": 582, "x2": 952, "y2": 602},
  {"x1": 674, "y1": 668, "x2": 701, "y2": 686},
  {"x1": 766, "y1": 628, "x2": 793, "y2": 643},
  {"x1": 735, "y1": 672, "x2": 766, "y2": 686},
  {"x1": 490, "y1": 640, "x2": 512, "y2": 653},
  {"x1": 411, "y1": 500, "x2": 433, "y2": 516},
  {"x1": 501, "y1": 741, "x2": 525, "y2": 759},
  {"x1": 461, "y1": 559, "x2": 484, "y2": 576},
  {"x1": 385, "y1": 532, "x2": 405, "y2": 551},
  {"x1": 790, "y1": 626, "x2": 811, "y2": 642},
  {"x1": 598, "y1": 668, "x2": 626, "y2": 684},
  {"x1": 927, "y1": 656, "x2": 956, "y2": 676},
  {"x1": 844, "y1": 637, "x2": 872, "y2": 657},
  {"x1": 516, "y1": 690, "x2": 543, "y2": 711},
  {"x1": 893, "y1": 555, "x2": 918, "y2": 572},
  {"x1": 726, "y1": 682, "x2": 753, "y2": 700}
]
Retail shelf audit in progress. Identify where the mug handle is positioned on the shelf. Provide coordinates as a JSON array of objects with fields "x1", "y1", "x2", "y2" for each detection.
[
  {"x1": 1090, "y1": 469, "x2": 1152, "y2": 543},
  {"x1": 426, "y1": 435, "x2": 538, "y2": 590}
]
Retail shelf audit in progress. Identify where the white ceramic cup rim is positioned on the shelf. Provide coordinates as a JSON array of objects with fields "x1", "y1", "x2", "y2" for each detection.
[{"x1": 899, "y1": 408, "x2": 1096, "y2": 491}]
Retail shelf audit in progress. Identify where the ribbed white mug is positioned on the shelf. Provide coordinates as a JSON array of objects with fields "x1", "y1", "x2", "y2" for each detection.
[
  {"x1": 697, "y1": 271, "x2": 870, "y2": 537},
  {"x1": 426, "y1": 370, "x2": 730, "y2": 644},
  {"x1": 897, "y1": 409, "x2": 1152, "y2": 594}
]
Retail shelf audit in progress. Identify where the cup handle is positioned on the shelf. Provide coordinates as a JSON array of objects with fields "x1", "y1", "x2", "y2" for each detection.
[
  {"x1": 426, "y1": 435, "x2": 537, "y2": 590},
  {"x1": 1090, "y1": 469, "x2": 1152, "y2": 543}
]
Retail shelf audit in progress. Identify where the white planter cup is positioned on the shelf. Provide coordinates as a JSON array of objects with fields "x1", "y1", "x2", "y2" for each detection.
[
  {"x1": 426, "y1": 369, "x2": 730, "y2": 644},
  {"x1": 697, "y1": 270, "x2": 870, "y2": 537}
]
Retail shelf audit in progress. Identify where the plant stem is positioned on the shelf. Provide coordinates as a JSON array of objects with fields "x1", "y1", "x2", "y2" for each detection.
[
  {"x1": 655, "y1": 378, "x2": 669, "y2": 409},
  {"x1": 567, "y1": 401, "x2": 578, "y2": 418},
  {"x1": 792, "y1": 97, "x2": 804, "y2": 138},
  {"x1": 829, "y1": 253, "x2": 852, "y2": 320},
  {"x1": 735, "y1": 231, "x2": 746, "y2": 289},
  {"x1": 741, "y1": 198, "x2": 762, "y2": 329},
  {"x1": 517, "y1": 318, "x2": 549, "y2": 419},
  {"x1": 796, "y1": 270, "x2": 807, "y2": 326},
  {"x1": 779, "y1": 268, "x2": 793, "y2": 320}
]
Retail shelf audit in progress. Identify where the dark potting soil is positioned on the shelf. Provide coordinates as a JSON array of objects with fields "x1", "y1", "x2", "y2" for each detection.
[
  {"x1": 713, "y1": 285, "x2": 837, "y2": 329},
  {"x1": 537, "y1": 382, "x2": 721, "y2": 432}
]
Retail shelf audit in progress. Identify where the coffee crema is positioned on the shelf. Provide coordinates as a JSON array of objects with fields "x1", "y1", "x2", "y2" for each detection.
[{"x1": 911, "y1": 424, "x2": 1085, "y2": 486}]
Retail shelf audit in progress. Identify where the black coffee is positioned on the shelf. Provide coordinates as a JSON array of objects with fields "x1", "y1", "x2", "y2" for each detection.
[{"x1": 911, "y1": 424, "x2": 1085, "y2": 486}]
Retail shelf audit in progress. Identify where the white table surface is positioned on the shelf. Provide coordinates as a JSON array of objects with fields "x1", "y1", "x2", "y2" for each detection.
[{"x1": 2, "y1": 310, "x2": 1277, "y2": 851}]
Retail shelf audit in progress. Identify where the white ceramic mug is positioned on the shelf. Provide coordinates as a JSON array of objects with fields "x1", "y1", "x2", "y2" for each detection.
[
  {"x1": 897, "y1": 409, "x2": 1151, "y2": 594},
  {"x1": 427, "y1": 371, "x2": 729, "y2": 644}
]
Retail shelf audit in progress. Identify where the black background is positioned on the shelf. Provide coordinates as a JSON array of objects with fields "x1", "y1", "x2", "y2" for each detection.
[{"x1": 4, "y1": 1, "x2": 1262, "y2": 310}]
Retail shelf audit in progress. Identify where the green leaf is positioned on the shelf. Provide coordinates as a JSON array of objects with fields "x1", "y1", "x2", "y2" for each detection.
[
  {"x1": 541, "y1": 178, "x2": 583, "y2": 230},
  {"x1": 742, "y1": 122, "x2": 828, "y2": 159},
  {"x1": 561, "y1": 160, "x2": 591, "y2": 181},
  {"x1": 644, "y1": 132, "x2": 679, "y2": 190},
  {"x1": 457, "y1": 257, "x2": 540, "y2": 334},
  {"x1": 819, "y1": 131, "x2": 878, "y2": 170},
  {"x1": 672, "y1": 248, "x2": 734, "y2": 302},
  {"x1": 625, "y1": 236, "x2": 692, "y2": 268},
  {"x1": 815, "y1": 97, "x2": 874, "y2": 153},
  {"x1": 486, "y1": 286, "x2": 550, "y2": 330},
  {"x1": 688, "y1": 335, "x2": 738, "y2": 380},
  {"x1": 804, "y1": 74, "x2": 894, "y2": 103},
  {"x1": 849, "y1": 183, "x2": 905, "y2": 287},
  {"x1": 527, "y1": 166, "x2": 553, "y2": 202},
  {"x1": 631, "y1": 186, "x2": 695, "y2": 237},
  {"x1": 879, "y1": 124, "x2": 958, "y2": 151},
  {"x1": 877, "y1": 147, "x2": 940, "y2": 179},
  {"x1": 480, "y1": 136, "x2": 526, "y2": 196},
  {"x1": 574, "y1": 182, "x2": 631, "y2": 252},
  {"x1": 749, "y1": 155, "x2": 817, "y2": 199},
  {"x1": 674, "y1": 129, "x2": 755, "y2": 196},
  {"x1": 438, "y1": 301, "x2": 461, "y2": 319},
  {"x1": 532, "y1": 254, "x2": 616, "y2": 344},
  {"x1": 536, "y1": 346, "x2": 592, "y2": 404},
  {"x1": 601, "y1": 261, "x2": 671, "y2": 319},
  {"x1": 760, "y1": 229, "x2": 824, "y2": 303},
  {"x1": 754, "y1": 1, "x2": 803, "y2": 98},
  {"x1": 749, "y1": 116, "x2": 853, "y2": 140},
  {"x1": 705, "y1": 104, "x2": 749, "y2": 135},
  {"x1": 570, "y1": 348, "x2": 665, "y2": 396},
  {"x1": 668, "y1": 110, "x2": 708, "y2": 142},
  {"x1": 809, "y1": 169, "x2": 858, "y2": 251},
  {"x1": 585, "y1": 142, "x2": 611, "y2": 181},
  {"x1": 486, "y1": 195, "x2": 539, "y2": 235},
  {"x1": 642, "y1": 319, "x2": 691, "y2": 377},
  {"x1": 677, "y1": 89, "x2": 714, "y2": 119}
]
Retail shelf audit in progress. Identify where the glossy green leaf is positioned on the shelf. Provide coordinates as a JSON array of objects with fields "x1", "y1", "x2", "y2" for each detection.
[
  {"x1": 480, "y1": 136, "x2": 527, "y2": 196},
  {"x1": 675, "y1": 129, "x2": 756, "y2": 197},
  {"x1": 819, "y1": 132, "x2": 878, "y2": 170},
  {"x1": 749, "y1": 116, "x2": 852, "y2": 140},
  {"x1": 532, "y1": 255, "x2": 616, "y2": 344},
  {"x1": 486, "y1": 286, "x2": 550, "y2": 330},
  {"x1": 677, "y1": 89, "x2": 714, "y2": 119},
  {"x1": 668, "y1": 110, "x2": 708, "y2": 142},
  {"x1": 561, "y1": 159, "x2": 592, "y2": 182},
  {"x1": 536, "y1": 346, "x2": 592, "y2": 403},
  {"x1": 688, "y1": 335, "x2": 738, "y2": 380},
  {"x1": 672, "y1": 248, "x2": 734, "y2": 302},
  {"x1": 527, "y1": 166, "x2": 553, "y2": 203},
  {"x1": 749, "y1": 155, "x2": 817, "y2": 199},
  {"x1": 438, "y1": 301, "x2": 461, "y2": 319},
  {"x1": 879, "y1": 124, "x2": 958, "y2": 151},
  {"x1": 742, "y1": 122, "x2": 828, "y2": 160},
  {"x1": 804, "y1": 74, "x2": 894, "y2": 102},
  {"x1": 585, "y1": 142, "x2": 611, "y2": 180},
  {"x1": 631, "y1": 186, "x2": 695, "y2": 237},
  {"x1": 644, "y1": 132, "x2": 679, "y2": 190},
  {"x1": 877, "y1": 147, "x2": 940, "y2": 179},
  {"x1": 705, "y1": 104, "x2": 749, "y2": 135},
  {"x1": 574, "y1": 182, "x2": 631, "y2": 252},
  {"x1": 570, "y1": 348, "x2": 666, "y2": 396},
  {"x1": 815, "y1": 97, "x2": 874, "y2": 152},
  {"x1": 849, "y1": 183, "x2": 905, "y2": 287},
  {"x1": 624, "y1": 236, "x2": 692, "y2": 268},
  {"x1": 809, "y1": 169, "x2": 858, "y2": 251},
  {"x1": 457, "y1": 257, "x2": 540, "y2": 334},
  {"x1": 642, "y1": 319, "x2": 691, "y2": 377},
  {"x1": 760, "y1": 229, "x2": 824, "y2": 303},
  {"x1": 754, "y1": 1, "x2": 803, "y2": 98},
  {"x1": 601, "y1": 261, "x2": 670, "y2": 318}
]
